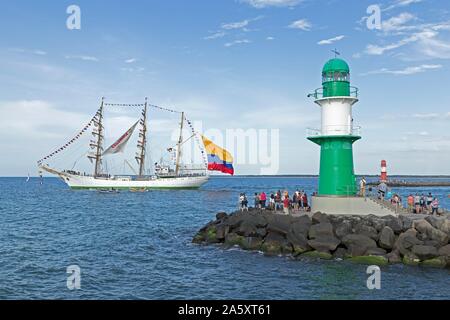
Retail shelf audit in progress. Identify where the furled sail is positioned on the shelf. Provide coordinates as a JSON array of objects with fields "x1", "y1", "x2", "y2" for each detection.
[{"x1": 103, "y1": 121, "x2": 139, "y2": 156}]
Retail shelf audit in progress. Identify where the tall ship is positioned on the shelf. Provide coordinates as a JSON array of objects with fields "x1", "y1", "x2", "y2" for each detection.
[{"x1": 37, "y1": 98, "x2": 232, "y2": 190}]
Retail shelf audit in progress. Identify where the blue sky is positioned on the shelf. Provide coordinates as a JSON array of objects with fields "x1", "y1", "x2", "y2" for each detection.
[{"x1": 0, "y1": 0, "x2": 450, "y2": 176}]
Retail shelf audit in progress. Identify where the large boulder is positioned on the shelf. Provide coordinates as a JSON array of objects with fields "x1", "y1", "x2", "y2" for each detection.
[
  {"x1": 335, "y1": 220, "x2": 353, "y2": 239},
  {"x1": 290, "y1": 215, "x2": 312, "y2": 235},
  {"x1": 379, "y1": 226, "x2": 396, "y2": 250},
  {"x1": 386, "y1": 250, "x2": 402, "y2": 264},
  {"x1": 267, "y1": 215, "x2": 292, "y2": 235},
  {"x1": 438, "y1": 244, "x2": 450, "y2": 258},
  {"x1": 224, "y1": 233, "x2": 244, "y2": 247},
  {"x1": 425, "y1": 216, "x2": 443, "y2": 229},
  {"x1": 286, "y1": 231, "x2": 310, "y2": 254},
  {"x1": 355, "y1": 223, "x2": 379, "y2": 241},
  {"x1": 224, "y1": 213, "x2": 244, "y2": 229},
  {"x1": 414, "y1": 219, "x2": 449, "y2": 246},
  {"x1": 399, "y1": 215, "x2": 414, "y2": 232},
  {"x1": 236, "y1": 220, "x2": 259, "y2": 237},
  {"x1": 312, "y1": 212, "x2": 329, "y2": 224},
  {"x1": 394, "y1": 229, "x2": 423, "y2": 256},
  {"x1": 429, "y1": 228, "x2": 449, "y2": 246},
  {"x1": 215, "y1": 223, "x2": 230, "y2": 240},
  {"x1": 413, "y1": 219, "x2": 433, "y2": 234},
  {"x1": 241, "y1": 237, "x2": 263, "y2": 251},
  {"x1": 216, "y1": 212, "x2": 228, "y2": 221},
  {"x1": 370, "y1": 217, "x2": 387, "y2": 232},
  {"x1": 342, "y1": 234, "x2": 378, "y2": 257},
  {"x1": 256, "y1": 228, "x2": 267, "y2": 238},
  {"x1": 365, "y1": 247, "x2": 387, "y2": 256},
  {"x1": 438, "y1": 220, "x2": 450, "y2": 235},
  {"x1": 308, "y1": 222, "x2": 334, "y2": 239},
  {"x1": 262, "y1": 232, "x2": 291, "y2": 255},
  {"x1": 307, "y1": 236, "x2": 341, "y2": 253},
  {"x1": 386, "y1": 217, "x2": 403, "y2": 234},
  {"x1": 411, "y1": 245, "x2": 439, "y2": 260}
]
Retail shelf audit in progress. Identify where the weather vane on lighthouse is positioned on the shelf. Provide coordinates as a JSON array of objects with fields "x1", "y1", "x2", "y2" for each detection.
[{"x1": 332, "y1": 49, "x2": 341, "y2": 58}]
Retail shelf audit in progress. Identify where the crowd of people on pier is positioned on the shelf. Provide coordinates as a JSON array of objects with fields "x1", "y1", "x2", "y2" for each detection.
[
  {"x1": 358, "y1": 178, "x2": 442, "y2": 215},
  {"x1": 238, "y1": 190, "x2": 312, "y2": 215},
  {"x1": 238, "y1": 180, "x2": 443, "y2": 216}
]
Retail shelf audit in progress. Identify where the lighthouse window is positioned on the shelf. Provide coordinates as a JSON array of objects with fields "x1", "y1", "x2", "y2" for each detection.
[
  {"x1": 334, "y1": 72, "x2": 340, "y2": 80},
  {"x1": 323, "y1": 72, "x2": 334, "y2": 82}
]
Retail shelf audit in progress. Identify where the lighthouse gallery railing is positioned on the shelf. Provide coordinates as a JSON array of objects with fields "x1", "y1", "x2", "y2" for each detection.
[
  {"x1": 307, "y1": 126, "x2": 362, "y2": 137},
  {"x1": 307, "y1": 86, "x2": 359, "y2": 99}
]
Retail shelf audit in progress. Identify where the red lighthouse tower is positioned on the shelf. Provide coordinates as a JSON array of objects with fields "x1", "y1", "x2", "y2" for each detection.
[{"x1": 380, "y1": 160, "x2": 388, "y2": 183}]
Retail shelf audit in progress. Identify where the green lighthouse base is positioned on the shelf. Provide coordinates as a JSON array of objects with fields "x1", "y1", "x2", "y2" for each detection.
[{"x1": 308, "y1": 135, "x2": 361, "y2": 197}]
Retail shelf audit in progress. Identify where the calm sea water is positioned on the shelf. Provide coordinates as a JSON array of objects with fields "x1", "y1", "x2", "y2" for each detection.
[{"x1": 0, "y1": 176, "x2": 449, "y2": 300}]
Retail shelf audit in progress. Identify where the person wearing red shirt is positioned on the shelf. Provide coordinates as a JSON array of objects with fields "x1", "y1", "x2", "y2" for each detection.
[
  {"x1": 260, "y1": 192, "x2": 267, "y2": 210},
  {"x1": 283, "y1": 194, "x2": 290, "y2": 215}
]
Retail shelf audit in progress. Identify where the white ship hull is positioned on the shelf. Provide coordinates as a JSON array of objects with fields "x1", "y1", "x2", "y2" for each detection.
[
  {"x1": 63, "y1": 174, "x2": 209, "y2": 190},
  {"x1": 40, "y1": 166, "x2": 209, "y2": 190}
]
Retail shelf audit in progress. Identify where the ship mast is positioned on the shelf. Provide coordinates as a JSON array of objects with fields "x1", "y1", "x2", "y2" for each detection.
[
  {"x1": 92, "y1": 97, "x2": 105, "y2": 177},
  {"x1": 136, "y1": 98, "x2": 148, "y2": 178},
  {"x1": 175, "y1": 112, "x2": 184, "y2": 176}
]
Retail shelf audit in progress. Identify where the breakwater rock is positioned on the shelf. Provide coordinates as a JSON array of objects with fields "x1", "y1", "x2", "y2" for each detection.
[{"x1": 193, "y1": 210, "x2": 450, "y2": 268}]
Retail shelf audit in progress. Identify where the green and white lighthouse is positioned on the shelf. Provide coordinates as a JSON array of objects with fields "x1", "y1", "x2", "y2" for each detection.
[{"x1": 307, "y1": 57, "x2": 361, "y2": 197}]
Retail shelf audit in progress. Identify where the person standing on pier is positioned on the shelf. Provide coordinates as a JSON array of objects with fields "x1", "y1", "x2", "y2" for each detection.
[
  {"x1": 431, "y1": 198, "x2": 439, "y2": 216},
  {"x1": 378, "y1": 182, "x2": 388, "y2": 200},
  {"x1": 239, "y1": 193, "x2": 248, "y2": 211},
  {"x1": 269, "y1": 193, "x2": 275, "y2": 211},
  {"x1": 426, "y1": 193, "x2": 433, "y2": 213},
  {"x1": 254, "y1": 193, "x2": 260, "y2": 209},
  {"x1": 359, "y1": 177, "x2": 367, "y2": 198},
  {"x1": 283, "y1": 193, "x2": 291, "y2": 215},
  {"x1": 260, "y1": 192, "x2": 267, "y2": 210},
  {"x1": 407, "y1": 194, "x2": 414, "y2": 213},
  {"x1": 414, "y1": 194, "x2": 421, "y2": 214},
  {"x1": 275, "y1": 191, "x2": 282, "y2": 211}
]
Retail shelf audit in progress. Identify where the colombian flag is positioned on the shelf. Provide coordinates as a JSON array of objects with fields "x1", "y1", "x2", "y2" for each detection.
[{"x1": 202, "y1": 135, "x2": 234, "y2": 175}]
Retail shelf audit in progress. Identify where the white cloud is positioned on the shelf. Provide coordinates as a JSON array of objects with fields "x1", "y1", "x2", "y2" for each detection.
[
  {"x1": 204, "y1": 31, "x2": 226, "y2": 40},
  {"x1": 363, "y1": 64, "x2": 442, "y2": 75},
  {"x1": 288, "y1": 19, "x2": 312, "y2": 31},
  {"x1": 361, "y1": 10, "x2": 450, "y2": 60},
  {"x1": 241, "y1": 0, "x2": 302, "y2": 8},
  {"x1": 416, "y1": 35, "x2": 450, "y2": 59},
  {"x1": 412, "y1": 113, "x2": 440, "y2": 119},
  {"x1": 381, "y1": 12, "x2": 417, "y2": 33},
  {"x1": 9, "y1": 48, "x2": 47, "y2": 56},
  {"x1": 384, "y1": 0, "x2": 423, "y2": 11},
  {"x1": 125, "y1": 58, "x2": 137, "y2": 64},
  {"x1": 65, "y1": 55, "x2": 99, "y2": 62},
  {"x1": 224, "y1": 39, "x2": 251, "y2": 47},
  {"x1": 318, "y1": 35, "x2": 345, "y2": 45},
  {"x1": 120, "y1": 67, "x2": 145, "y2": 73},
  {"x1": 221, "y1": 16, "x2": 263, "y2": 30},
  {"x1": 365, "y1": 30, "x2": 436, "y2": 55},
  {"x1": 33, "y1": 50, "x2": 47, "y2": 56},
  {"x1": 0, "y1": 100, "x2": 89, "y2": 139},
  {"x1": 266, "y1": 36, "x2": 275, "y2": 41},
  {"x1": 222, "y1": 20, "x2": 250, "y2": 30}
]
